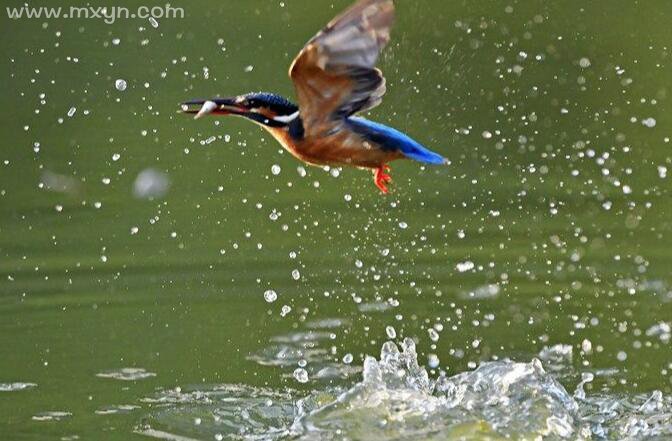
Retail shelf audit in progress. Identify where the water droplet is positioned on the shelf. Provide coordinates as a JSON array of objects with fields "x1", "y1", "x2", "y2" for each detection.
[
  {"x1": 456, "y1": 260, "x2": 475, "y2": 272},
  {"x1": 293, "y1": 368, "x2": 309, "y2": 383},
  {"x1": 581, "y1": 339, "x2": 592, "y2": 354},
  {"x1": 133, "y1": 168, "x2": 170, "y2": 199},
  {"x1": 115, "y1": 79, "x2": 127, "y2": 91},
  {"x1": 263, "y1": 289, "x2": 277, "y2": 303},
  {"x1": 271, "y1": 164, "x2": 281, "y2": 175},
  {"x1": 642, "y1": 117, "x2": 657, "y2": 128}
]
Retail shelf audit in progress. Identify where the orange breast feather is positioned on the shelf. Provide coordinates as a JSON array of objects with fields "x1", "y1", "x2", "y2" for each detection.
[{"x1": 264, "y1": 126, "x2": 403, "y2": 169}]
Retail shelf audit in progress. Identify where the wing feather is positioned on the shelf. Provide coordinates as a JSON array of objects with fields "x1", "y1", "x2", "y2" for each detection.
[{"x1": 289, "y1": 0, "x2": 394, "y2": 136}]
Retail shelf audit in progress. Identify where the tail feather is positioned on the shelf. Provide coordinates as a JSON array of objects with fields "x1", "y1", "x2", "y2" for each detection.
[
  {"x1": 346, "y1": 117, "x2": 449, "y2": 165},
  {"x1": 401, "y1": 144, "x2": 448, "y2": 165}
]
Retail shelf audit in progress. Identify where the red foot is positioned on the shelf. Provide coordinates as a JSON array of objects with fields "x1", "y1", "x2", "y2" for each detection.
[{"x1": 373, "y1": 164, "x2": 392, "y2": 194}]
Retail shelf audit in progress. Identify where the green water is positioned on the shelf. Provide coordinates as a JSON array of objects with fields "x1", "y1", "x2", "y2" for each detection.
[{"x1": 1, "y1": 0, "x2": 671, "y2": 439}]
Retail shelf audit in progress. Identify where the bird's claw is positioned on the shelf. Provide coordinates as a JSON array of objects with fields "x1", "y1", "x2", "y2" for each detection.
[{"x1": 374, "y1": 165, "x2": 392, "y2": 194}]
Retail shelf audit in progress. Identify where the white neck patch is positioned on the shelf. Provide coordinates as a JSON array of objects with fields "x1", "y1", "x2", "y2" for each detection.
[{"x1": 272, "y1": 110, "x2": 299, "y2": 124}]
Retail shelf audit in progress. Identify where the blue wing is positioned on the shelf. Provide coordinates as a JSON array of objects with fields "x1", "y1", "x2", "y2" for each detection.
[{"x1": 346, "y1": 117, "x2": 447, "y2": 165}]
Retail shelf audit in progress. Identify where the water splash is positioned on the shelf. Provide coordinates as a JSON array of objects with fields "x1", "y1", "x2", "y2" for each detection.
[
  {"x1": 293, "y1": 339, "x2": 586, "y2": 440},
  {"x1": 138, "y1": 339, "x2": 672, "y2": 440}
]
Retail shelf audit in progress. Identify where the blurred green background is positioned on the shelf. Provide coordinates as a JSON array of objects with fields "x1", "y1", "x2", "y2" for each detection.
[{"x1": 1, "y1": 0, "x2": 671, "y2": 439}]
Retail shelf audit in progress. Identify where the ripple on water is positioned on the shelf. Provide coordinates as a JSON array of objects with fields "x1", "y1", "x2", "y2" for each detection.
[
  {"x1": 96, "y1": 368, "x2": 157, "y2": 381},
  {"x1": 357, "y1": 301, "x2": 392, "y2": 313},
  {"x1": 247, "y1": 343, "x2": 329, "y2": 367},
  {"x1": 459, "y1": 283, "x2": 501, "y2": 300},
  {"x1": 0, "y1": 382, "x2": 37, "y2": 392},
  {"x1": 32, "y1": 411, "x2": 72, "y2": 422},
  {"x1": 137, "y1": 384, "x2": 303, "y2": 440},
  {"x1": 305, "y1": 318, "x2": 349, "y2": 329},
  {"x1": 247, "y1": 330, "x2": 361, "y2": 382},
  {"x1": 269, "y1": 331, "x2": 335, "y2": 344},
  {"x1": 95, "y1": 404, "x2": 141, "y2": 415},
  {"x1": 139, "y1": 339, "x2": 672, "y2": 440}
]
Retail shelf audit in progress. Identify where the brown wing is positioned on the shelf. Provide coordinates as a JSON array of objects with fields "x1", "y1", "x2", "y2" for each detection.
[{"x1": 289, "y1": 0, "x2": 394, "y2": 136}]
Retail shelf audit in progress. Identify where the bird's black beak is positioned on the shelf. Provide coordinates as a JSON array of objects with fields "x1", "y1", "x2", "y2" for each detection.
[{"x1": 180, "y1": 98, "x2": 246, "y2": 119}]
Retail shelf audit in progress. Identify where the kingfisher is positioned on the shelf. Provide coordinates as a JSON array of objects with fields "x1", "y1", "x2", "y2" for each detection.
[{"x1": 181, "y1": 0, "x2": 448, "y2": 193}]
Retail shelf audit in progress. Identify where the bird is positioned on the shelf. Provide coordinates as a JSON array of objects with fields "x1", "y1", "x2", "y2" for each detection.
[{"x1": 181, "y1": 0, "x2": 448, "y2": 193}]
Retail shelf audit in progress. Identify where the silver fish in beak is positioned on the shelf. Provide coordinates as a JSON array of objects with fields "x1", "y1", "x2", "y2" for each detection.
[{"x1": 193, "y1": 100, "x2": 218, "y2": 119}]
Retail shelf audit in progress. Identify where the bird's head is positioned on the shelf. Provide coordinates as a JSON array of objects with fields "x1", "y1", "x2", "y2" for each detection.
[{"x1": 181, "y1": 92, "x2": 299, "y2": 127}]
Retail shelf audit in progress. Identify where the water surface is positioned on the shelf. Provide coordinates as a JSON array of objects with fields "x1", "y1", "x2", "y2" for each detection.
[{"x1": 1, "y1": 0, "x2": 671, "y2": 439}]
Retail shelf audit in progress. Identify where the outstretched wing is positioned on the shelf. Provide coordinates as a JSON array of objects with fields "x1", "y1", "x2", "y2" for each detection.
[{"x1": 289, "y1": 0, "x2": 394, "y2": 135}]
